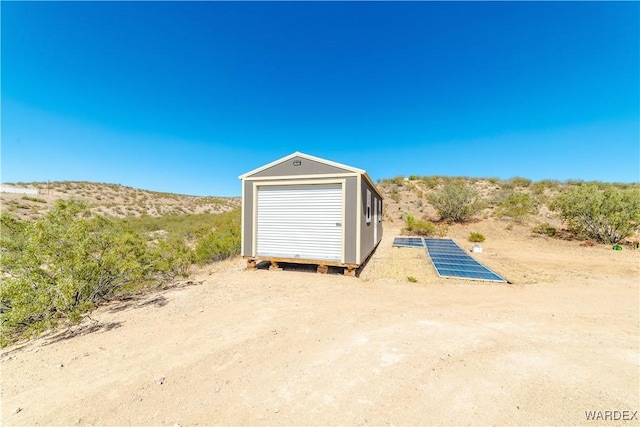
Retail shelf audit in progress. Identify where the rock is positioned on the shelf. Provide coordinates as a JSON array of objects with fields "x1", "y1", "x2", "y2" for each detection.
[
  {"x1": 274, "y1": 409, "x2": 279, "y2": 413},
  {"x1": 215, "y1": 387, "x2": 221, "y2": 393},
  {"x1": 13, "y1": 407, "x2": 22, "y2": 414},
  {"x1": 56, "y1": 364, "x2": 64, "y2": 369},
  {"x1": 157, "y1": 377, "x2": 165, "y2": 385}
]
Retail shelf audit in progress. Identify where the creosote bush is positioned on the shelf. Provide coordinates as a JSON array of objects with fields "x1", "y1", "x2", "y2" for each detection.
[
  {"x1": 532, "y1": 222, "x2": 557, "y2": 237},
  {"x1": 496, "y1": 192, "x2": 538, "y2": 223},
  {"x1": 421, "y1": 176, "x2": 441, "y2": 189},
  {"x1": 550, "y1": 184, "x2": 640, "y2": 244},
  {"x1": 405, "y1": 215, "x2": 436, "y2": 236},
  {"x1": 468, "y1": 232, "x2": 485, "y2": 242},
  {"x1": 427, "y1": 183, "x2": 484, "y2": 223},
  {"x1": 0, "y1": 200, "x2": 241, "y2": 346},
  {"x1": 194, "y1": 211, "x2": 241, "y2": 265},
  {"x1": 1, "y1": 201, "x2": 156, "y2": 343},
  {"x1": 508, "y1": 176, "x2": 532, "y2": 188}
]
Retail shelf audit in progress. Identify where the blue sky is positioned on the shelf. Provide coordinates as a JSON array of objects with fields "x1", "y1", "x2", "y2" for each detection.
[{"x1": 2, "y1": 1, "x2": 638, "y2": 196}]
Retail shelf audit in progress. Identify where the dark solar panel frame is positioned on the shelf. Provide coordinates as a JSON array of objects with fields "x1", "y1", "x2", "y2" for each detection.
[
  {"x1": 392, "y1": 237, "x2": 426, "y2": 248},
  {"x1": 424, "y1": 238, "x2": 506, "y2": 283}
]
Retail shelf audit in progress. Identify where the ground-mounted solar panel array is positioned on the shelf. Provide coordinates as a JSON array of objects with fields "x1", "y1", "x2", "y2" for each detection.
[
  {"x1": 423, "y1": 238, "x2": 506, "y2": 282},
  {"x1": 392, "y1": 236, "x2": 507, "y2": 283},
  {"x1": 392, "y1": 237, "x2": 425, "y2": 248}
]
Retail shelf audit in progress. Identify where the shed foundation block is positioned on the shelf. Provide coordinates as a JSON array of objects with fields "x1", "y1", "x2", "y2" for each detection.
[
  {"x1": 344, "y1": 267, "x2": 357, "y2": 277},
  {"x1": 269, "y1": 261, "x2": 283, "y2": 271}
]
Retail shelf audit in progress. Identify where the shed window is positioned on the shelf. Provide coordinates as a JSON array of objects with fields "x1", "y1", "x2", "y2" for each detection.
[
  {"x1": 378, "y1": 199, "x2": 382, "y2": 223},
  {"x1": 366, "y1": 189, "x2": 372, "y2": 224}
]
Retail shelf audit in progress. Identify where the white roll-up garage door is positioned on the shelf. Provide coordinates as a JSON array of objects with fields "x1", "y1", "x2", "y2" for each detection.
[{"x1": 256, "y1": 184, "x2": 343, "y2": 262}]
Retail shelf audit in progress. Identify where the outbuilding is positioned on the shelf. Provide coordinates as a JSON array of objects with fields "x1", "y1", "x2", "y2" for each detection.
[{"x1": 239, "y1": 152, "x2": 383, "y2": 276}]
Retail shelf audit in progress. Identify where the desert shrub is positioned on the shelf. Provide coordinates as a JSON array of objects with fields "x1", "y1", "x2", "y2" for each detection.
[
  {"x1": 152, "y1": 237, "x2": 194, "y2": 277},
  {"x1": 381, "y1": 176, "x2": 405, "y2": 187},
  {"x1": 530, "y1": 179, "x2": 560, "y2": 194},
  {"x1": 389, "y1": 190, "x2": 401, "y2": 202},
  {"x1": 21, "y1": 196, "x2": 46, "y2": 203},
  {"x1": 427, "y1": 183, "x2": 484, "y2": 223},
  {"x1": 0, "y1": 202, "x2": 243, "y2": 345},
  {"x1": 124, "y1": 213, "x2": 211, "y2": 239},
  {"x1": 435, "y1": 223, "x2": 449, "y2": 237},
  {"x1": 194, "y1": 222, "x2": 241, "y2": 265},
  {"x1": 543, "y1": 179, "x2": 560, "y2": 188},
  {"x1": 407, "y1": 276, "x2": 418, "y2": 283},
  {"x1": 496, "y1": 192, "x2": 538, "y2": 222},
  {"x1": 469, "y1": 232, "x2": 485, "y2": 242},
  {"x1": 405, "y1": 215, "x2": 436, "y2": 236},
  {"x1": 121, "y1": 209, "x2": 241, "y2": 248},
  {"x1": 421, "y1": 176, "x2": 440, "y2": 189},
  {"x1": 488, "y1": 189, "x2": 512, "y2": 208},
  {"x1": 391, "y1": 176, "x2": 405, "y2": 186},
  {"x1": 550, "y1": 184, "x2": 640, "y2": 244},
  {"x1": 508, "y1": 176, "x2": 532, "y2": 188},
  {"x1": 451, "y1": 176, "x2": 469, "y2": 186},
  {"x1": 532, "y1": 222, "x2": 557, "y2": 237},
  {"x1": 529, "y1": 182, "x2": 545, "y2": 195},
  {"x1": 612, "y1": 182, "x2": 640, "y2": 190},
  {"x1": 0, "y1": 201, "x2": 159, "y2": 344}
]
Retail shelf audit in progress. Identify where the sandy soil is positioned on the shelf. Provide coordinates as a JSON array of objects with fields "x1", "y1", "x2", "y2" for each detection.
[{"x1": 2, "y1": 222, "x2": 639, "y2": 426}]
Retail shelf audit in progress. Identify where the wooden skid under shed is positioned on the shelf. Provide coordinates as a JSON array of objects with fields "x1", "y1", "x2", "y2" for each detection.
[{"x1": 243, "y1": 256, "x2": 358, "y2": 276}]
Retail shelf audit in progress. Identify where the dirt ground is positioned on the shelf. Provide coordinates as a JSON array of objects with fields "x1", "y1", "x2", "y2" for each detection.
[{"x1": 1, "y1": 222, "x2": 639, "y2": 426}]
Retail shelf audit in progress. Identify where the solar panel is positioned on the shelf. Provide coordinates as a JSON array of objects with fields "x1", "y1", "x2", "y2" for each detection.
[
  {"x1": 392, "y1": 237, "x2": 425, "y2": 248},
  {"x1": 424, "y1": 238, "x2": 506, "y2": 283}
]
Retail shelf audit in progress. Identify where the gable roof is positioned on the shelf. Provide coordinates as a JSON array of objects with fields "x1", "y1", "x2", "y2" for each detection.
[{"x1": 238, "y1": 151, "x2": 365, "y2": 179}]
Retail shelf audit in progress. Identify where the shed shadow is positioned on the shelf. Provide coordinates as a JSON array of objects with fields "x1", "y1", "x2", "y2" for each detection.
[{"x1": 255, "y1": 261, "x2": 346, "y2": 275}]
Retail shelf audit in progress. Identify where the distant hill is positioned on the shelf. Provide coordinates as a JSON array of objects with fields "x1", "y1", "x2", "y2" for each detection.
[
  {"x1": 375, "y1": 176, "x2": 639, "y2": 235},
  {"x1": 0, "y1": 181, "x2": 240, "y2": 220},
  {"x1": 2, "y1": 178, "x2": 638, "y2": 234}
]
